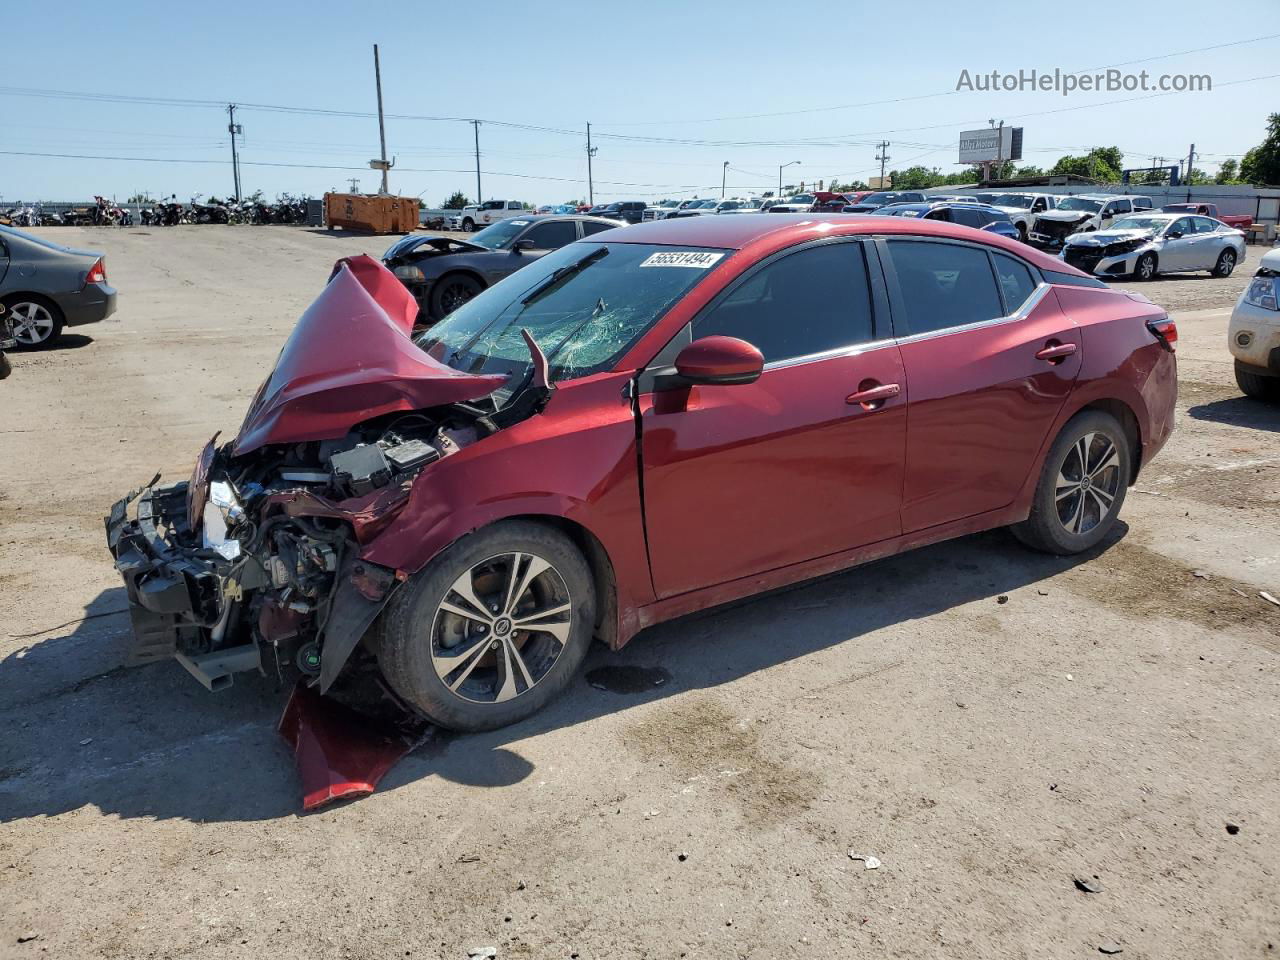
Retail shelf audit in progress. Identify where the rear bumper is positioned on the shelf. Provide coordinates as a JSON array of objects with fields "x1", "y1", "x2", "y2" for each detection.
[{"x1": 55, "y1": 282, "x2": 117, "y2": 327}]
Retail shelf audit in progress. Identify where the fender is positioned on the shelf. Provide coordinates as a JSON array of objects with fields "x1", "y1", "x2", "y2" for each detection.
[{"x1": 358, "y1": 370, "x2": 655, "y2": 641}]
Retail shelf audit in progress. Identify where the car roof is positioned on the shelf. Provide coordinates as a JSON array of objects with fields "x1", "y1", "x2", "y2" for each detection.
[{"x1": 586, "y1": 212, "x2": 1083, "y2": 275}]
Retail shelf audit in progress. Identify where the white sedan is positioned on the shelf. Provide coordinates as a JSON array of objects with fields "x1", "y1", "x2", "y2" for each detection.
[{"x1": 1060, "y1": 213, "x2": 1246, "y2": 281}]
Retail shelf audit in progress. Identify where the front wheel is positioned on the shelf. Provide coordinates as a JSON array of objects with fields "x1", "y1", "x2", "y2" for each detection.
[
  {"x1": 1134, "y1": 252, "x2": 1158, "y2": 280},
  {"x1": 429, "y1": 273, "x2": 483, "y2": 319},
  {"x1": 1213, "y1": 249, "x2": 1237, "y2": 278},
  {"x1": 461, "y1": 218, "x2": 475, "y2": 232},
  {"x1": 1012, "y1": 410, "x2": 1131, "y2": 555},
  {"x1": 377, "y1": 520, "x2": 596, "y2": 731}
]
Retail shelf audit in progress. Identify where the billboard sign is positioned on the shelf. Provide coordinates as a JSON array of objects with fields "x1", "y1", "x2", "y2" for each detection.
[{"x1": 958, "y1": 126, "x2": 1023, "y2": 164}]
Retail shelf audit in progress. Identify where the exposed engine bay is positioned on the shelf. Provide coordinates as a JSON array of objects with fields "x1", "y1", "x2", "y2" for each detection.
[{"x1": 107, "y1": 400, "x2": 507, "y2": 696}]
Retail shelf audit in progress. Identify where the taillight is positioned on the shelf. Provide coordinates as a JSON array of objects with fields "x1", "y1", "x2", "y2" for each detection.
[
  {"x1": 85, "y1": 258, "x2": 106, "y2": 285},
  {"x1": 1147, "y1": 317, "x2": 1177, "y2": 352}
]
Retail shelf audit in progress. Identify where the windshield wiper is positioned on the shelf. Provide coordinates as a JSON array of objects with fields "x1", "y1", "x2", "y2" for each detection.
[{"x1": 520, "y1": 246, "x2": 609, "y2": 306}]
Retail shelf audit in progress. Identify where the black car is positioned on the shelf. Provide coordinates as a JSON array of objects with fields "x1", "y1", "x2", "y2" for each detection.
[
  {"x1": 842, "y1": 191, "x2": 927, "y2": 213},
  {"x1": 381, "y1": 214, "x2": 619, "y2": 322},
  {"x1": 595, "y1": 201, "x2": 646, "y2": 224}
]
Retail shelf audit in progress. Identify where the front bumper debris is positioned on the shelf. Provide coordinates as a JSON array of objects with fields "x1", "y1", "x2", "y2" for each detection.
[{"x1": 105, "y1": 479, "x2": 261, "y2": 688}]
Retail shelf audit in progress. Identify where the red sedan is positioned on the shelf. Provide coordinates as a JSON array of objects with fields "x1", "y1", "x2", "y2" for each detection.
[{"x1": 107, "y1": 214, "x2": 1177, "y2": 731}]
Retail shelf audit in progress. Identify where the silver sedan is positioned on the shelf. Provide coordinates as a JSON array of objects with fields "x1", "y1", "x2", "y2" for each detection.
[{"x1": 1060, "y1": 213, "x2": 1246, "y2": 281}]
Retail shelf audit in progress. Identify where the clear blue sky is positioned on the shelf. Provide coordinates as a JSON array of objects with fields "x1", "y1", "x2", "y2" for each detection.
[{"x1": 3, "y1": 0, "x2": 1278, "y2": 206}]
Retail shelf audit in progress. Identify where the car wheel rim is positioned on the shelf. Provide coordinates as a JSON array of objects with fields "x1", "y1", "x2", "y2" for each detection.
[
  {"x1": 430, "y1": 552, "x2": 573, "y2": 705},
  {"x1": 1220, "y1": 253, "x2": 1234, "y2": 275},
  {"x1": 440, "y1": 283, "x2": 475, "y2": 314},
  {"x1": 1054, "y1": 431, "x2": 1122, "y2": 536},
  {"x1": 8, "y1": 302, "x2": 54, "y2": 344},
  {"x1": 1139, "y1": 258, "x2": 1154, "y2": 279}
]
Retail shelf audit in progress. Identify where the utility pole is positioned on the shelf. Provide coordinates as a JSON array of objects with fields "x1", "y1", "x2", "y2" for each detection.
[
  {"x1": 347, "y1": 177, "x2": 361, "y2": 194},
  {"x1": 586, "y1": 122, "x2": 597, "y2": 206},
  {"x1": 472, "y1": 120, "x2": 482, "y2": 203},
  {"x1": 373, "y1": 44, "x2": 390, "y2": 194},
  {"x1": 722, "y1": 160, "x2": 729, "y2": 199},
  {"x1": 875, "y1": 141, "x2": 890, "y2": 186},
  {"x1": 1186, "y1": 143, "x2": 1196, "y2": 184},
  {"x1": 226, "y1": 104, "x2": 242, "y2": 202},
  {"x1": 779, "y1": 160, "x2": 800, "y2": 198}
]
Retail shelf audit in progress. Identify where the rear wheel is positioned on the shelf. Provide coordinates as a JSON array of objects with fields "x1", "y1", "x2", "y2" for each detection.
[
  {"x1": 1213, "y1": 249, "x2": 1237, "y2": 278},
  {"x1": 3, "y1": 296, "x2": 64, "y2": 349},
  {"x1": 377, "y1": 520, "x2": 596, "y2": 731},
  {"x1": 1235, "y1": 362, "x2": 1280, "y2": 402},
  {"x1": 1012, "y1": 410, "x2": 1130, "y2": 555},
  {"x1": 1134, "y1": 252, "x2": 1158, "y2": 281}
]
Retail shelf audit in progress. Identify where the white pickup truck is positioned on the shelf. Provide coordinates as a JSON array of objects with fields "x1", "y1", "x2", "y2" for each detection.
[
  {"x1": 1029, "y1": 194, "x2": 1154, "y2": 248},
  {"x1": 447, "y1": 200, "x2": 529, "y2": 233}
]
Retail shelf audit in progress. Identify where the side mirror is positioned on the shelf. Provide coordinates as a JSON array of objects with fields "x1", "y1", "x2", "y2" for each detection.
[
  {"x1": 674, "y1": 336, "x2": 764, "y2": 386},
  {"x1": 513, "y1": 238, "x2": 537, "y2": 253},
  {"x1": 1167, "y1": 229, "x2": 1184, "y2": 239}
]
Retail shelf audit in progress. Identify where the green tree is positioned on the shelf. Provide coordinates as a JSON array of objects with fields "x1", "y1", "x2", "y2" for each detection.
[
  {"x1": 127, "y1": 192, "x2": 153, "y2": 203},
  {"x1": 442, "y1": 191, "x2": 470, "y2": 209},
  {"x1": 1214, "y1": 159, "x2": 1239, "y2": 184},
  {"x1": 1184, "y1": 167, "x2": 1212, "y2": 185},
  {"x1": 1239, "y1": 113, "x2": 1280, "y2": 185},
  {"x1": 1051, "y1": 147, "x2": 1124, "y2": 181},
  {"x1": 1014, "y1": 164, "x2": 1045, "y2": 178}
]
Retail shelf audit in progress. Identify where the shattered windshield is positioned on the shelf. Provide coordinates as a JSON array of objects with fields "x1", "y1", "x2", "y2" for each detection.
[{"x1": 415, "y1": 242, "x2": 730, "y2": 396}]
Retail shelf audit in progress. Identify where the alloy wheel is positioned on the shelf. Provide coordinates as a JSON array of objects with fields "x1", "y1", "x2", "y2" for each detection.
[
  {"x1": 1054, "y1": 432, "x2": 1123, "y2": 536},
  {"x1": 1137, "y1": 255, "x2": 1156, "y2": 280},
  {"x1": 439, "y1": 281, "x2": 476, "y2": 314},
  {"x1": 1217, "y1": 251, "x2": 1236, "y2": 277},
  {"x1": 7, "y1": 302, "x2": 55, "y2": 345},
  {"x1": 430, "y1": 552, "x2": 573, "y2": 705}
]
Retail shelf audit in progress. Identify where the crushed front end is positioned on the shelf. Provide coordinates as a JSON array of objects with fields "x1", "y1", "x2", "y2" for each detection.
[{"x1": 104, "y1": 417, "x2": 456, "y2": 693}]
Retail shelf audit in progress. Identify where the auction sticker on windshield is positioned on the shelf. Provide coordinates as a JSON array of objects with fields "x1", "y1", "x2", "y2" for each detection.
[{"x1": 639, "y1": 251, "x2": 725, "y2": 269}]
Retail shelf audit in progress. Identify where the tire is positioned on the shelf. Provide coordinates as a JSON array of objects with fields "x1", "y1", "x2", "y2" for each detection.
[
  {"x1": 1134, "y1": 252, "x2": 1158, "y2": 281},
  {"x1": 1213, "y1": 249, "x2": 1237, "y2": 278},
  {"x1": 461, "y1": 218, "x2": 475, "y2": 232},
  {"x1": 429, "y1": 273, "x2": 484, "y2": 318},
  {"x1": 3, "y1": 295, "x2": 64, "y2": 349},
  {"x1": 1016, "y1": 222, "x2": 1028, "y2": 243},
  {"x1": 1235, "y1": 362, "x2": 1280, "y2": 402},
  {"x1": 0, "y1": 352, "x2": 11, "y2": 380},
  {"x1": 1012, "y1": 410, "x2": 1131, "y2": 555},
  {"x1": 377, "y1": 520, "x2": 596, "y2": 731}
]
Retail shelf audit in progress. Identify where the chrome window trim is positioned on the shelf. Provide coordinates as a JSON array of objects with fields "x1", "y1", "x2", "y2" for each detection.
[
  {"x1": 762, "y1": 336, "x2": 898, "y2": 372},
  {"x1": 892, "y1": 281, "x2": 1052, "y2": 348}
]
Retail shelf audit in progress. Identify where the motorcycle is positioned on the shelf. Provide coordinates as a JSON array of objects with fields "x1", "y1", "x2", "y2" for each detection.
[
  {"x1": 189, "y1": 194, "x2": 230, "y2": 224},
  {"x1": 157, "y1": 196, "x2": 185, "y2": 226}
]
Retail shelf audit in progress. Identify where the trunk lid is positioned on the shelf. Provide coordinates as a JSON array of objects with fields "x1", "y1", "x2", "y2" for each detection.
[{"x1": 232, "y1": 255, "x2": 506, "y2": 455}]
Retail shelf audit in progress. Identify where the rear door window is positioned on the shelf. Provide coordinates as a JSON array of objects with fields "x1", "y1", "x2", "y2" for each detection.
[
  {"x1": 694, "y1": 241, "x2": 875, "y2": 363},
  {"x1": 581, "y1": 220, "x2": 616, "y2": 236},
  {"x1": 951, "y1": 207, "x2": 986, "y2": 229},
  {"x1": 884, "y1": 240, "x2": 1004, "y2": 336},
  {"x1": 991, "y1": 253, "x2": 1038, "y2": 314},
  {"x1": 1192, "y1": 216, "x2": 1219, "y2": 233}
]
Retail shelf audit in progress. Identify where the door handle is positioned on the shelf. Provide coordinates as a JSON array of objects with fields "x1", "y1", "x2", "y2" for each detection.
[
  {"x1": 1035, "y1": 342, "x2": 1077, "y2": 362},
  {"x1": 846, "y1": 382, "x2": 901, "y2": 408}
]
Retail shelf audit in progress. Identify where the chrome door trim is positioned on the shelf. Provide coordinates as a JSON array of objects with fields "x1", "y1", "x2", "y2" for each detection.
[{"x1": 891, "y1": 281, "x2": 1053, "y2": 348}]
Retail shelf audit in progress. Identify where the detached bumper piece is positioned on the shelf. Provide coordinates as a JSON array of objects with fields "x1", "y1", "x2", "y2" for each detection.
[
  {"x1": 278, "y1": 682, "x2": 433, "y2": 811},
  {"x1": 105, "y1": 480, "x2": 260, "y2": 688}
]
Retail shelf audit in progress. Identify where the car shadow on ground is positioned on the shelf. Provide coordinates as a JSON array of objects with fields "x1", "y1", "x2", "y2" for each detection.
[
  {"x1": 12, "y1": 334, "x2": 95, "y2": 353},
  {"x1": 1187, "y1": 395, "x2": 1280, "y2": 433},
  {"x1": 0, "y1": 525, "x2": 1128, "y2": 824},
  {"x1": 302, "y1": 227, "x2": 415, "y2": 241}
]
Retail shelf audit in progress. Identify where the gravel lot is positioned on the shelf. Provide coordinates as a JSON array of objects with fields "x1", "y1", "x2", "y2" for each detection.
[{"x1": 1, "y1": 226, "x2": 1277, "y2": 960}]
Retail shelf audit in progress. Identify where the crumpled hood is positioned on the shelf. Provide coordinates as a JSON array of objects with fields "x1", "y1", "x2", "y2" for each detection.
[
  {"x1": 382, "y1": 234, "x2": 487, "y2": 261},
  {"x1": 1036, "y1": 208, "x2": 1095, "y2": 223},
  {"x1": 232, "y1": 255, "x2": 506, "y2": 456},
  {"x1": 1066, "y1": 228, "x2": 1156, "y2": 246}
]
